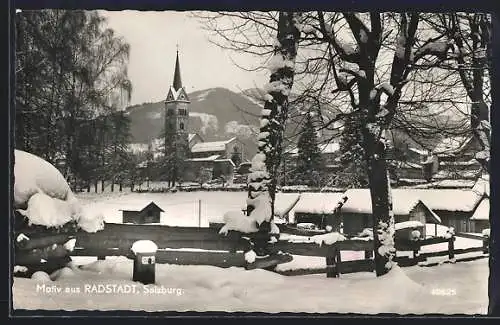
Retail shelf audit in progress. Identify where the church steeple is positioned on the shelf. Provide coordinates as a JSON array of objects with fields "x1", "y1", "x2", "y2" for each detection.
[{"x1": 173, "y1": 48, "x2": 183, "y2": 91}]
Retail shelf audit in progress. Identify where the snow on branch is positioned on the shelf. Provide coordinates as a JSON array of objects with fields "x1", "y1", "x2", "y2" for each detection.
[{"x1": 414, "y1": 41, "x2": 454, "y2": 61}]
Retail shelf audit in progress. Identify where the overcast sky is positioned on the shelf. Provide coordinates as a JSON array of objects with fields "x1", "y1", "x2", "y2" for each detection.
[{"x1": 100, "y1": 10, "x2": 269, "y2": 106}]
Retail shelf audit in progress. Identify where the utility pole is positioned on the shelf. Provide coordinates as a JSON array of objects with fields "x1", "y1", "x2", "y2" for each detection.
[{"x1": 198, "y1": 199, "x2": 202, "y2": 227}]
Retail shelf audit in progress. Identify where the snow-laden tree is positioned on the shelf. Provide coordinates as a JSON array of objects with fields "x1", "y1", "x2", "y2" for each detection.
[
  {"x1": 15, "y1": 10, "x2": 132, "y2": 189},
  {"x1": 293, "y1": 112, "x2": 325, "y2": 187},
  {"x1": 432, "y1": 13, "x2": 491, "y2": 173},
  {"x1": 243, "y1": 12, "x2": 302, "y2": 257},
  {"x1": 335, "y1": 111, "x2": 369, "y2": 188}
]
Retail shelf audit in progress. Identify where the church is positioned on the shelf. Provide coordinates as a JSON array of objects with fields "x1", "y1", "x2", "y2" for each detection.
[{"x1": 158, "y1": 50, "x2": 246, "y2": 183}]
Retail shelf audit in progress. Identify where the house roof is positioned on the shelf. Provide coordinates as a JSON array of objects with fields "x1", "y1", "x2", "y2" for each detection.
[
  {"x1": 433, "y1": 135, "x2": 473, "y2": 156},
  {"x1": 392, "y1": 188, "x2": 483, "y2": 213},
  {"x1": 274, "y1": 193, "x2": 301, "y2": 217},
  {"x1": 186, "y1": 155, "x2": 221, "y2": 162},
  {"x1": 472, "y1": 175, "x2": 490, "y2": 197},
  {"x1": 191, "y1": 137, "x2": 237, "y2": 153},
  {"x1": 188, "y1": 133, "x2": 202, "y2": 142},
  {"x1": 341, "y1": 189, "x2": 442, "y2": 223},
  {"x1": 471, "y1": 197, "x2": 489, "y2": 220},
  {"x1": 120, "y1": 201, "x2": 165, "y2": 213},
  {"x1": 293, "y1": 192, "x2": 346, "y2": 214},
  {"x1": 287, "y1": 142, "x2": 340, "y2": 156},
  {"x1": 409, "y1": 147, "x2": 429, "y2": 156}
]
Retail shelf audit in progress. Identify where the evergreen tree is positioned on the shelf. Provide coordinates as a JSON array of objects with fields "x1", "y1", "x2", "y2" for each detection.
[
  {"x1": 293, "y1": 113, "x2": 324, "y2": 187},
  {"x1": 335, "y1": 113, "x2": 369, "y2": 188}
]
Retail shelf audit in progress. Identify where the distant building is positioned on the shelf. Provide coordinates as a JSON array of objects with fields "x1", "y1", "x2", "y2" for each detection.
[
  {"x1": 130, "y1": 50, "x2": 248, "y2": 183},
  {"x1": 120, "y1": 201, "x2": 164, "y2": 224},
  {"x1": 340, "y1": 189, "x2": 441, "y2": 237}
]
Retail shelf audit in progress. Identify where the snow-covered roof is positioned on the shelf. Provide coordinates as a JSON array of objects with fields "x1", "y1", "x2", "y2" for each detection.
[
  {"x1": 395, "y1": 221, "x2": 425, "y2": 231},
  {"x1": 188, "y1": 133, "x2": 202, "y2": 142},
  {"x1": 433, "y1": 135, "x2": 473, "y2": 156},
  {"x1": 472, "y1": 175, "x2": 490, "y2": 197},
  {"x1": 293, "y1": 192, "x2": 346, "y2": 214},
  {"x1": 186, "y1": 155, "x2": 221, "y2": 162},
  {"x1": 274, "y1": 193, "x2": 301, "y2": 217},
  {"x1": 392, "y1": 188, "x2": 482, "y2": 212},
  {"x1": 439, "y1": 159, "x2": 480, "y2": 167},
  {"x1": 214, "y1": 158, "x2": 236, "y2": 167},
  {"x1": 340, "y1": 189, "x2": 443, "y2": 223},
  {"x1": 128, "y1": 143, "x2": 149, "y2": 154},
  {"x1": 342, "y1": 189, "x2": 425, "y2": 216},
  {"x1": 191, "y1": 137, "x2": 237, "y2": 153},
  {"x1": 119, "y1": 201, "x2": 165, "y2": 213},
  {"x1": 287, "y1": 142, "x2": 340, "y2": 156},
  {"x1": 432, "y1": 169, "x2": 481, "y2": 180},
  {"x1": 471, "y1": 198, "x2": 489, "y2": 221},
  {"x1": 409, "y1": 147, "x2": 429, "y2": 156}
]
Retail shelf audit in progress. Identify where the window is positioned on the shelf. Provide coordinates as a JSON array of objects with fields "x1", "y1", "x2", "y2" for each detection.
[
  {"x1": 178, "y1": 108, "x2": 187, "y2": 116},
  {"x1": 180, "y1": 122, "x2": 184, "y2": 130},
  {"x1": 167, "y1": 109, "x2": 175, "y2": 116}
]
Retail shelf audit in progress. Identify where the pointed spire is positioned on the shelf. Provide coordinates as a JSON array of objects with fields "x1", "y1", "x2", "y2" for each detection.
[{"x1": 173, "y1": 46, "x2": 183, "y2": 91}]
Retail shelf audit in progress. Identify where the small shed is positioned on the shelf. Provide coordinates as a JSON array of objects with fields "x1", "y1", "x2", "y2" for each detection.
[
  {"x1": 120, "y1": 202, "x2": 164, "y2": 224},
  {"x1": 340, "y1": 189, "x2": 441, "y2": 236},
  {"x1": 290, "y1": 192, "x2": 346, "y2": 230}
]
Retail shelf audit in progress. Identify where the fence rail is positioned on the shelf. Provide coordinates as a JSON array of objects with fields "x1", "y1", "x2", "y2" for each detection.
[{"x1": 73, "y1": 223, "x2": 489, "y2": 276}]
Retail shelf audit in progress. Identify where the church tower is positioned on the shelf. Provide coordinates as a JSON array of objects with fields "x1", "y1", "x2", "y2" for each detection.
[{"x1": 164, "y1": 49, "x2": 190, "y2": 183}]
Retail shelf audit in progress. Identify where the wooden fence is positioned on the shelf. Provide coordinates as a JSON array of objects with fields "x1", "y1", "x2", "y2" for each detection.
[{"x1": 73, "y1": 223, "x2": 489, "y2": 276}]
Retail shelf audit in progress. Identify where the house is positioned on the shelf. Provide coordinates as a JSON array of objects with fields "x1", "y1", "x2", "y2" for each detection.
[
  {"x1": 340, "y1": 189, "x2": 441, "y2": 236},
  {"x1": 120, "y1": 201, "x2": 164, "y2": 224},
  {"x1": 390, "y1": 188, "x2": 486, "y2": 233},
  {"x1": 290, "y1": 192, "x2": 347, "y2": 230}
]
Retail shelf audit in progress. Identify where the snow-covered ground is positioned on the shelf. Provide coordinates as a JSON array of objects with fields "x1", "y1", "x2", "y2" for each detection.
[
  {"x1": 76, "y1": 191, "x2": 249, "y2": 226},
  {"x1": 12, "y1": 256, "x2": 488, "y2": 314}
]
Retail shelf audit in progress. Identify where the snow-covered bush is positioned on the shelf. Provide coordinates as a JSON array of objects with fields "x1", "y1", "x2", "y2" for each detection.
[
  {"x1": 219, "y1": 210, "x2": 259, "y2": 235},
  {"x1": 14, "y1": 150, "x2": 104, "y2": 233}
]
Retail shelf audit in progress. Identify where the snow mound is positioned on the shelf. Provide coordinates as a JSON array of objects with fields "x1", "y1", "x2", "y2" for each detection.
[
  {"x1": 51, "y1": 267, "x2": 76, "y2": 281},
  {"x1": 131, "y1": 240, "x2": 158, "y2": 254},
  {"x1": 311, "y1": 232, "x2": 346, "y2": 246},
  {"x1": 244, "y1": 250, "x2": 257, "y2": 263},
  {"x1": 219, "y1": 210, "x2": 258, "y2": 235},
  {"x1": 482, "y1": 229, "x2": 490, "y2": 237},
  {"x1": 395, "y1": 221, "x2": 424, "y2": 231},
  {"x1": 14, "y1": 150, "x2": 74, "y2": 207},
  {"x1": 14, "y1": 150, "x2": 104, "y2": 232},
  {"x1": 24, "y1": 192, "x2": 75, "y2": 228},
  {"x1": 246, "y1": 192, "x2": 272, "y2": 225},
  {"x1": 14, "y1": 265, "x2": 28, "y2": 274},
  {"x1": 31, "y1": 271, "x2": 52, "y2": 282}
]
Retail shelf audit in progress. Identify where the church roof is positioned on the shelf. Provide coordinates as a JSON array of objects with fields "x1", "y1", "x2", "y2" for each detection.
[{"x1": 173, "y1": 50, "x2": 182, "y2": 91}]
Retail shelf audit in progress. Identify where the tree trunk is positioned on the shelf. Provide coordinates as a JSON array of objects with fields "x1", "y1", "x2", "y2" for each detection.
[
  {"x1": 101, "y1": 179, "x2": 105, "y2": 192},
  {"x1": 94, "y1": 180, "x2": 98, "y2": 193},
  {"x1": 245, "y1": 12, "x2": 301, "y2": 257},
  {"x1": 367, "y1": 145, "x2": 395, "y2": 277},
  {"x1": 119, "y1": 182, "x2": 123, "y2": 192},
  {"x1": 111, "y1": 180, "x2": 114, "y2": 192}
]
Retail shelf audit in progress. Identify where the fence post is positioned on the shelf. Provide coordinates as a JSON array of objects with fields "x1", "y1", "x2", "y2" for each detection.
[
  {"x1": 326, "y1": 246, "x2": 339, "y2": 278},
  {"x1": 364, "y1": 250, "x2": 372, "y2": 259},
  {"x1": 448, "y1": 236, "x2": 455, "y2": 262}
]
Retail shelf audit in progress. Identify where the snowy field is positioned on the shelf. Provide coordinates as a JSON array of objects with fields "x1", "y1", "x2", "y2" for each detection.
[
  {"x1": 15, "y1": 191, "x2": 483, "y2": 313},
  {"x1": 76, "y1": 191, "x2": 249, "y2": 226},
  {"x1": 12, "y1": 256, "x2": 488, "y2": 314}
]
